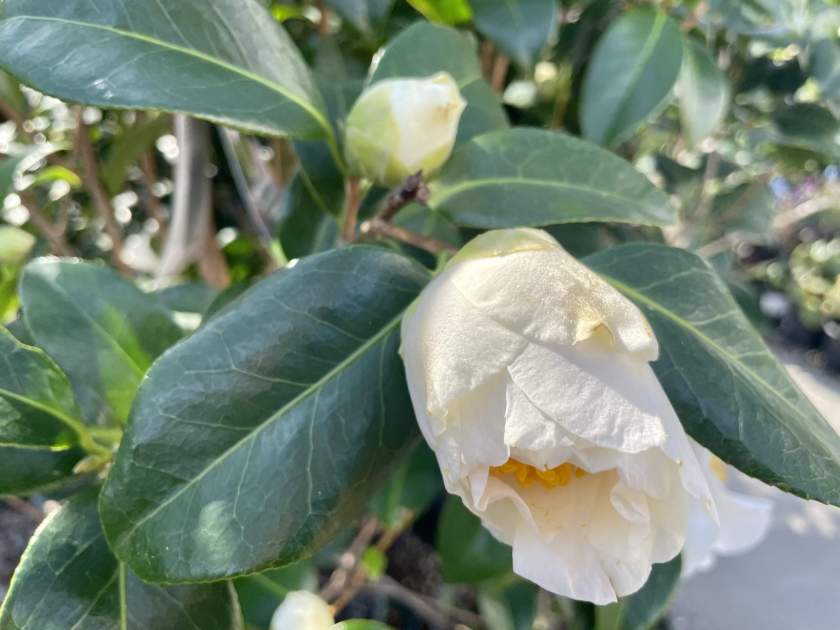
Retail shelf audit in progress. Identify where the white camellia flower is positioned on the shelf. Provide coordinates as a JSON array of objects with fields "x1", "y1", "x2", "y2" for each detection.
[
  {"x1": 269, "y1": 591, "x2": 334, "y2": 630},
  {"x1": 344, "y1": 72, "x2": 466, "y2": 186},
  {"x1": 401, "y1": 228, "x2": 719, "y2": 605},
  {"x1": 682, "y1": 441, "x2": 773, "y2": 577}
]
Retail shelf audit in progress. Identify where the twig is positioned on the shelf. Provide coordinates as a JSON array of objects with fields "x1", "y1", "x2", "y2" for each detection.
[
  {"x1": 376, "y1": 172, "x2": 429, "y2": 223},
  {"x1": 139, "y1": 151, "x2": 168, "y2": 238},
  {"x1": 361, "y1": 220, "x2": 457, "y2": 255},
  {"x1": 681, "y1": 1, "x2": 709, "y2": 32},
  {"x1": 341, "y1": 177, "x2": 363, "y2": 243},
  {"x1": 316, "y1": 0, "x2": 330, "y2": 37},
  {"x1": 3, "y1": 497, "x2": 44, "y2": 523},
  {"x1": 74, "y1": 109, "x2": 129, "y2": 273},
  {"x1": 364, "y1": 577, "x2": 486, "y2": 629},
  {"x1": 774, "y1": 193, "x2": 839, "y2": 232},
  {"x1": 218, "y1": 128, "x2": 277, "y2": 271},
  {"x1": 490, "y1": 53, "x2": 510, "y2": 93},
  {"x1": 320, "y1": 517, "x2": 379, "y2": 603},
  {"x1": 19, "y1": 193, "x2": 75, "y2": 256}
]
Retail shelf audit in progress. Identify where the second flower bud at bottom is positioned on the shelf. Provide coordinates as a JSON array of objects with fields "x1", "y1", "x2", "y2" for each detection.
[{"x1": 490, "y1": 458, "x2": 588, "y2": 488}]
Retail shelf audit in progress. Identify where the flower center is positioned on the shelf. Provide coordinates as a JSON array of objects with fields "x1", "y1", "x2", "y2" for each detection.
[{"x1": 490, "y1": 458, "x2": 587, "y2": 488}]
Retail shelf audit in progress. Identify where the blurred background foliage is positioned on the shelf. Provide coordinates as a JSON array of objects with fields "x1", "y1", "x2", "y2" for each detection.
[{"x1": 0, "y1": 0, "x2": 839, "y2": 628}]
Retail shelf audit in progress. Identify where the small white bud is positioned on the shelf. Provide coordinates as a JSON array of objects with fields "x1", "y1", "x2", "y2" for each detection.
[
  {"x1": 269, "y1": 591, "x2": 334, "y2": 630},
  {"x1": 345, "y1": 72, "x2": 466, "y2": 186}
]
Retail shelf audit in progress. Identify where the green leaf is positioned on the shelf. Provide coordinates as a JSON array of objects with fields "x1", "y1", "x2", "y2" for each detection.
[
  {"x1": 471, "y1": 0, "x2": 556, "y2": 68},
  {"x1": 429, "y1": 128, "x2": 675, "y2": 228},
  {"x1": 617, "y1": 556, "x2": 681, "y2": 630},
  {"x1": 0, "y1": 489, "x2": 243, "y2": 630},
  {"x1": 99, "y1": 247, "x2": 431, "y2": 582},
  {"x1": 581, "y1": 8, "x2": 683, "y2": 146},
  {"x1": 370, "y1": 442, "x2": 443, "y2": 528},
  {"x1": 326, "y1": 0, "x2": 394, "y2": 34},
  {"x1": 235, "y1": 562, "x2": 317, "y2": 629},
  {"x1": 20, "y1": 259, "x2": 183, "y2": 426},
  {"x1": 370, "y1": 22, "x2": 507, "y2": 144},
  {"x1": 437, "y1": 496, "x2": 511, "y2": 584},
  {"x1": 406, "y1": 0, "x2": 473, "y2": 24},
  {"x1": 279, "y1": 141, "x2": 343, "y2": 259},
  {"x1": 0, "y1": 0, "x2": 331, "y2": 140},
  {"x1": 0, "y1": 445, "x2": 81, "y2": 496},
  {"x1": 678, "y1": 39, "x2": 730, "y2": 146},
  {"x1": 0, "y1": 226, "x2": 35, "y2": 266},
  {"x1": 0, "y1": 70, "x2": 26, "y2": 117},
  {"x1": 711, "y1": 182, "x2": 774, "y2": 238},
  {"x1": 153, "y1": 282, "x2": 219, "y2": 315},
  {"x1": 585, "y1": 244, "x2": 840, "y2": 506},
  {"x1": 0, "y1": 327, "x2": 83, "y2": 449},
  {"x1": 102, "y1": 114, "x2": 171, "y2": 195}
]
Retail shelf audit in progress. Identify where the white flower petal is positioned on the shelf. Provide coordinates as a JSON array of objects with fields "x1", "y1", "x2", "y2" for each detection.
[{"x1": 506, "y1": 339, "x2": 667, "y2": 453}]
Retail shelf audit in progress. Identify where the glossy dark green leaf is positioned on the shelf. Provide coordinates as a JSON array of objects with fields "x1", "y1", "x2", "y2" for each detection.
[
  {"x1": 370, "y1": 22, "x2": 508, "y2": 144},
  {"x1": 370, "y1": 442, "x2": 443, "y2": 527},
  {"x1": 326, "y1": 0, "x2": 393, "y2": 34},
  {"x1": 235, "y1": 562, "x2": 317, "y2": 629},
  {"x1": 0, "y1": 327, "x2": 82, "y2": 449},
  {"x1": 581, "y1": 8, "x2": 683, "y2": 146},
  {"x1": 0, "y1": 0, "x2": 331, "y2": 140},
  {"x1": 0, "y1": 489, "x2": 242, "y2": 630},
  {"x1": 472, "y1": 0, "x2": 556, "y2": 68},
  {"x1": 0, "y1": 445, "x2": 81, "y2": 496},
  {"x1": 429, "y1": 128, "x2": 675, "y2": 228},
  {"x1": 100, "y1": 247, "x2": 431, "y2": 582},
  {"x1": 406, "y1": 0, "x2": 473, "y2": 24},
  {"x1": 153, "y1": 282, "x2": 219, "y2": 315},
  {"x1": 678, "y1": 39, "x2": 730, "y2": 146},
  {"x1": 436, "y1": 496, "x2": 511, "y2": 584},
  {"x1": 585, "y1": 244, "x2": 840, "y2": 506},
  {"x1": 20, "y1": 259, "x2": 182, "y2": 426},
  {"x1": 279, "y1": 141, "x2": 344, "y2": 259},
  {"x1": 102, "y1": 114, "x2": 171, "y2": 195},
  {"x1": 617, "y1": 556, "x2": 681, "y2": 630}
]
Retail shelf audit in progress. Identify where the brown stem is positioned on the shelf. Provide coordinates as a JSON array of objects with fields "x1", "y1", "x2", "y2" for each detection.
[
  {"x1": 681, "y1": 1, "x2": 709, "y2": 32},
  {"x1": 341, "y1": 177, "x2": 362, "y2": 243},
  {"x1": 376, "y1": 172, "x2": 429, "y2": 223},
  {"x1": 320, "y1": 518, "x2": 379, "y2": 603},
  {"x1": 74, "y1": 109, "x2": 129, "y2": 273},
  {"x1": 20, "y1": 193, "x2": 75, "y2": 257},
  {"x1": 316, "y1": 0, "x2": 330, "y2": 37},
  {"x1": 361, "y1": 219, "x2": 457, "y2": 255},
  {"x1": 490, "y1": 53, "x2": 510, "y2": 93},
  {"x1": 363, "y1": 577, "x2": 486, "y2": 629}
]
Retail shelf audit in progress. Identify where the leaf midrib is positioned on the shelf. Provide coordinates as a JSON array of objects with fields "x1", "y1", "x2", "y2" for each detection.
[
  {"x1": 0, "y1": 386, "x2": 85, "y2": 445},
  {"x1": 1, "y1": 14, "x2": 330, "y2": 136},
  {"x1": 601, "y1": 272, "x2": 833, "y2": 441},
  {"x1": 109, "y1": 310, "x2": 406, "y2": 548},
  {"x1": 430, "y1": 177, "x2": 669, "y2": 222}
]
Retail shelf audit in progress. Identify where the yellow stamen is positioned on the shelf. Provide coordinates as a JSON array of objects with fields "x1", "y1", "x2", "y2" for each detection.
[{"x1": 490, "y1": 458, "x2": 587, "y2": 489}]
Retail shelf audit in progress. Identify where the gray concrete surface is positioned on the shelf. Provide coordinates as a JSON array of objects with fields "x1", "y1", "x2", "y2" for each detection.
[{"x1": 671, "y1": 347, "x2": 840, "y2": 630}]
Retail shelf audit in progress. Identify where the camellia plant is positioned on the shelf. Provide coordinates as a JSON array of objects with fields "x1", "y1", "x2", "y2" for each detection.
[{"x1": 0, "y1": 0, "x2": 838, "y2": 629}]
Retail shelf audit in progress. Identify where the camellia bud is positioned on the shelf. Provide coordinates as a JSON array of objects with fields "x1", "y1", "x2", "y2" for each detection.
[
  {"x1": 269, "y1": 591, "x2": 334, "y2": 630},
  {"x1": 344, "y1": 72, "x2": 466, "y2": 186}
]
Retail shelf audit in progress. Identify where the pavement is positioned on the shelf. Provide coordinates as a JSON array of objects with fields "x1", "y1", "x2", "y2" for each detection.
[{"x1": 671, "y1": 347, "x2": 840, "y2": 630}]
